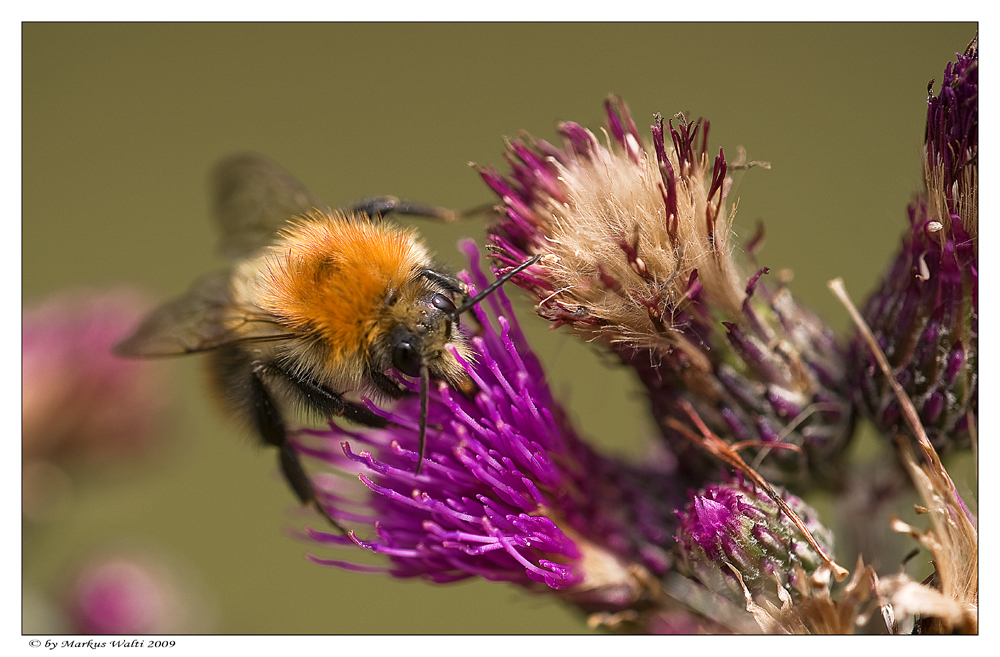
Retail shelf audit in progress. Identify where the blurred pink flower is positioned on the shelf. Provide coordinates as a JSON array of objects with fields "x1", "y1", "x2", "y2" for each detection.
[
  {"x1": 22, "y1": 288, "x2": 168, "y2": 465},
  {"x1": 64, "y1": 548, "x2": 215, "y2": 634}
]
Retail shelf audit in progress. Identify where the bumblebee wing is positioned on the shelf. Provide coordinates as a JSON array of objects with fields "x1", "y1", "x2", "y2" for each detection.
[
  {"x1": 212, "y1": 153, "x2": 331, "y2": 258},
  {"x1": 115, "y1": 270, "x2": 292, "y2": 357}
]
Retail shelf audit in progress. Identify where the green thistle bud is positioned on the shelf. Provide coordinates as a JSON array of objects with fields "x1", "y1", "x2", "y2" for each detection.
[{"x1": 674, "y1": 472, "x2": 834, "y2": 605}]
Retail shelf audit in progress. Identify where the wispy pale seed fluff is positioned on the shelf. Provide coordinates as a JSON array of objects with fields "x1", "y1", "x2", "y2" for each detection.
[
  {"x1": 924, "y1": 154, "x2": 977, "y2": 246},
  {"x1": 483, "y1": 99, "x2": 853, "y2": 487},
  {"x1": 536, "y1": 129, "x2": 747, "y2": 367}
]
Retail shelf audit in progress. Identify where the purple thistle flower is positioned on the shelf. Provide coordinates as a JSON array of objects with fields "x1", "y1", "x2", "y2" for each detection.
[
  {"x1": 480, "y1": 97, "x2": 854, "y2": 489},
  {"x1": 848, "y1": 38, "x2": 977, "y2": 453},
  {"x1": 675, "y1": 471, "x2": 834, "y2": 605},
  {"x1": 294, "y1": 242, "x2": 686, "y2": 622}
]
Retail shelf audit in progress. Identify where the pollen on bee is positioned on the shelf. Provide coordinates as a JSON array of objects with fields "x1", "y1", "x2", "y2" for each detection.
[{"x1": 256, "y1": 211, "x2": 430, "y2": 362}]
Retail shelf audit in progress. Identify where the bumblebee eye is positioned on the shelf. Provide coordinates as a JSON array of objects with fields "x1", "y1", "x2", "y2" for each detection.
[
  {"x1": 391, "y1": 329, "x2": 422, "y2": 377},
  {"x1": 430, "y1": 293, "x2": 456, "y2": 314},
  {"x1": 430, "y1": 293, "x2": 458, "y2": 335}
]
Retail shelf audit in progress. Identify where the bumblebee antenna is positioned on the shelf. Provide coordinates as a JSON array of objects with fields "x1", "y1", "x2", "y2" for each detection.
[
  {"x1": 451, "y1": 254, "x2": 541, "y2": 318},
  {"x1": 415, "y1": 362, "x2": 430, "y2": 475}
]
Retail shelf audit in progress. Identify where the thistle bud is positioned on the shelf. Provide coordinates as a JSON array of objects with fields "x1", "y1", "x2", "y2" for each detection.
[
  {"x1": 480, "y1": 97, "x2": 853, "y2": 488},
  {"x1": 674, "y1": 471, "x2": 834, "y2": 605},
  {"x1": 848, "y1": 38, "x2": 977, "y2": 453}
]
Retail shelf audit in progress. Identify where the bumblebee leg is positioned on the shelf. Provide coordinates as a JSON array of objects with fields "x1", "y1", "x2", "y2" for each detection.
[
  {"x1": 261, "y1": 362, "x2": 391, "y2": 430},
  {"x1": 246, "y1": 365, "x2": 347, "y2": 534},
  {"x1": 348, "y1": 196, "x2": 492, "y2": 223},
  {"x1": 417, "y1": 268, "x2": 466, "y2": 295},
  {"x1": 368, "y1": 370, "x2": 410, "y2": 400}
]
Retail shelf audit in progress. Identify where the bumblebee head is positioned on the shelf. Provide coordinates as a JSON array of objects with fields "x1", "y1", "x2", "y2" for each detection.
[
  {"x1": 378, "y1": 284, "x2": 470, "y2": 384},
  {"x1": 382, "y1": 255, "x2": 540, "y2": 475},
  {"x1": 389, "y1": 292, "x2": 461, "y2": 378}
]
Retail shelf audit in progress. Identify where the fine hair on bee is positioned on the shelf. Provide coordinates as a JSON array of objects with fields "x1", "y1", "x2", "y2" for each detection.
[{"x1": 115, "y1": 153, "x2": 539, "y2": 533}]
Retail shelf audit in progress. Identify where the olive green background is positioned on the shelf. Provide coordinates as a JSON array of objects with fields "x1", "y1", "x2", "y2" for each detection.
[{"x1": 23, "y1": 23, "x2": 976, "y2": 635}]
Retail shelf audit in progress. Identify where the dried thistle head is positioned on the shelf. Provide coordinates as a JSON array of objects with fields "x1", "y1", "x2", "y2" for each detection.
[
  {"x1": 480, "y1": 97, "x2": 853, "y2": 488},
  {"x1": 741, "y1": 559, "x2": 876, "y2": 635},
  {"x1": 481, "y1": 98, "x2": 748, "y2": 356},
  {"x1": 876, "y1": 436, "x2": 977, "y2": 634}
]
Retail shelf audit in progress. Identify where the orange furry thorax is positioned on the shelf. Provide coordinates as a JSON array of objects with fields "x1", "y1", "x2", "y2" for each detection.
[{"x1": 256, "y1": 211, "x2": 429, "y2": 362}]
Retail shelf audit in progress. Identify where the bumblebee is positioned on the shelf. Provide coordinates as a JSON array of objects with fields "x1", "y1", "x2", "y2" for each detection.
[{"x1": 116, "y1": 153, "x2": 537, "y2": 531}]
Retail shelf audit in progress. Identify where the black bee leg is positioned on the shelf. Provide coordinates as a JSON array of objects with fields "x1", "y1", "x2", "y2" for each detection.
[
  {"x1": 278, "y1": 441, "x2": 345, "y2": 534},
  {"x1": 417, "y1": 268, "x2": 466, "y2": 296},
  {"x1": 368, "y1": 370, "x2": 411, "y2": 400},
  {"x1": 247, "y1": 366, "x2": 348, "y2": 535},
  {"x1": 348, "y1": 196, "x2": 459, "y2": 222},
  {"x1": 348, "y1": 196, "x2": 493, "y2": 223},
  {"x1": 266, "y1": 363, "x2": 391, "y2": 430}
]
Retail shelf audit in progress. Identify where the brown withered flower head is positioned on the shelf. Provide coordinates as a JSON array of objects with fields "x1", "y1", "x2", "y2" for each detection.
[{"x1": 479, "y1": 97, "x2": 854, "y2": 489}]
